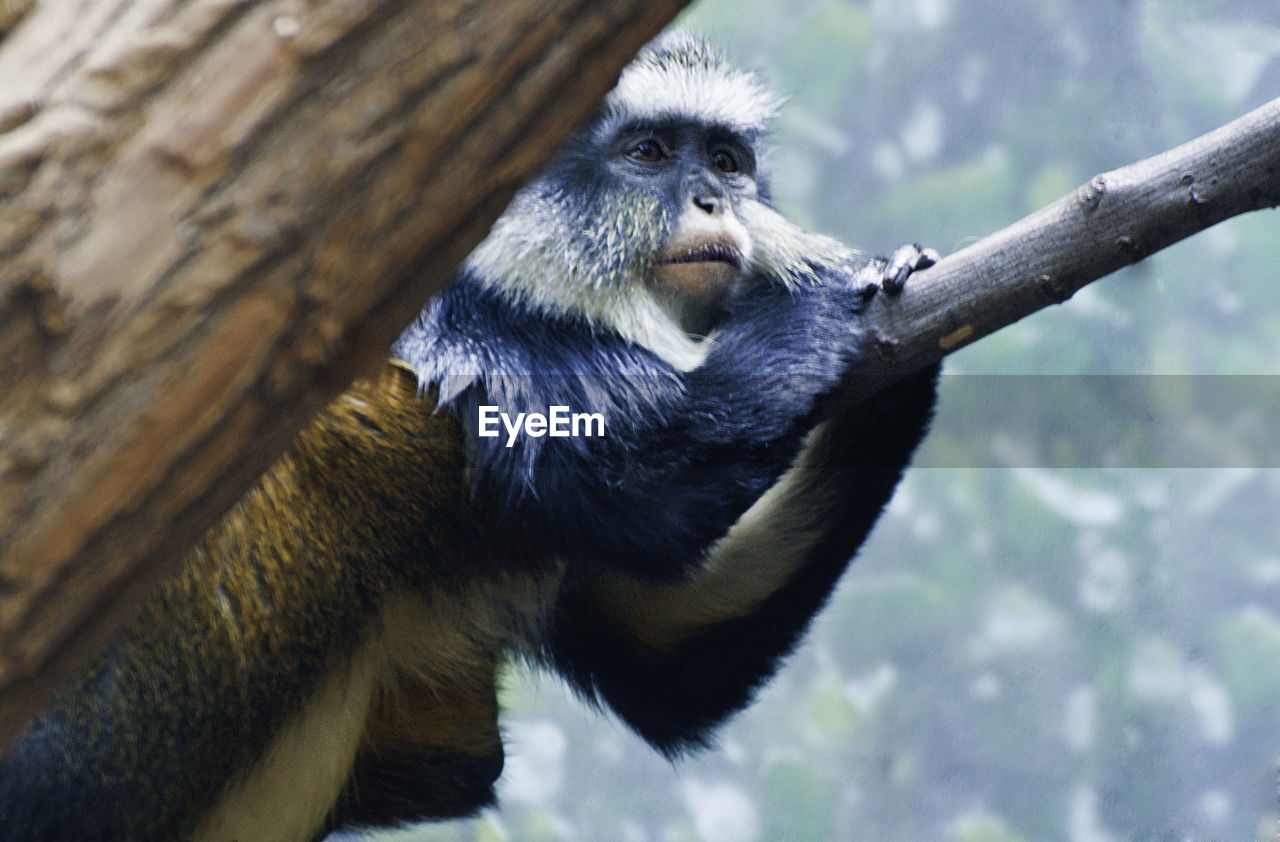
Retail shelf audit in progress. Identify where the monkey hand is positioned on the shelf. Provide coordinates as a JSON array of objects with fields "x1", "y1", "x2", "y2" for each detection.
[{"x1": 878, "y1": 243, "x2": 939, "y2": 294}]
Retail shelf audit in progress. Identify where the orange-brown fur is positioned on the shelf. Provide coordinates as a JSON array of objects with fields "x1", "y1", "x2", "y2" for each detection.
[{"x1": 47, "y1": 364, "x2": 559, "y2": 840}]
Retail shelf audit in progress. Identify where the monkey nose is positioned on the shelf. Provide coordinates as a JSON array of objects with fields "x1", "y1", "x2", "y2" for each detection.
[{"x1": 687, "y1": 168, "x2": 729, "y2": 215}]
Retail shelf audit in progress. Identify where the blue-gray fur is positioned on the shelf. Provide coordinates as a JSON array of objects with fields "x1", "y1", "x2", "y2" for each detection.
[
  {"x1": 395, "y1": 30, "x2": 939, "y2": 753},
  {"x1": 548, "y1": 365, "x2": 938, "y2": 753},
  {"x1": 394, "y1": 256, "x2": 879, "y2": 581},
  {"x1": 393, "y1": 33, "x2": 902, "y2": 582}
]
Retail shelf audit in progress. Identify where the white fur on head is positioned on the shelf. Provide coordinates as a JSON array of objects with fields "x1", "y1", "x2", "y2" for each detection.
[{"x1": 600, "y1": 32, "x2": 783, "y2": 136}]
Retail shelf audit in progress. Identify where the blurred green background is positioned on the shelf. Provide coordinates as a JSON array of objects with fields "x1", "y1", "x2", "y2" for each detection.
[{"x1": 361, "y1": 1, "x2": 1280, "y2": 839}]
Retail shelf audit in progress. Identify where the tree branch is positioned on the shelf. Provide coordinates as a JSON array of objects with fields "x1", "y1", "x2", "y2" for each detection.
[{"x1": 854, "y1": 95, "x2": 1280, "y2": 394}]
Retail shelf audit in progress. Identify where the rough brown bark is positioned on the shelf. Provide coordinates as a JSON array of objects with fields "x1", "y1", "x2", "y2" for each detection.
[
  {"x1": 0, "y1": 0, "x2": 689, "y2": 748},
  {"x1": 852, "y1": 95, "x2": 1280, "y2": 396}
]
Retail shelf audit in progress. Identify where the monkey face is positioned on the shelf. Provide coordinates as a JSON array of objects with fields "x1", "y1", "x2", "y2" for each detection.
[
  {"x1": 605, "y1": 121, "x2": 761, "y2": 333},
  {"x1": 454, "y1": 39, "x2": 793, "y2": 361}
]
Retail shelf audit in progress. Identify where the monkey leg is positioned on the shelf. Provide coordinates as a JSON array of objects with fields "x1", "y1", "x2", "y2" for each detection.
[{"x1": 320, "y1": 663, "x2": 505, "y2": 836}]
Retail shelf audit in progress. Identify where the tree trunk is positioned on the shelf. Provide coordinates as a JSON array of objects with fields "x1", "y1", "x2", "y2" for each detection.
[{"x1": 0, "y1": 0, "x2": 688, "y2": 748}]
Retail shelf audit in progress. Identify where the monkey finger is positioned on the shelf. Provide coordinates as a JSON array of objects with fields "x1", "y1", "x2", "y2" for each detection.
[
  {"x1": 841, "y1": 265, "x2": 882, "y2": 312},
  {"x1": 881, "y1": 243, "x2": 939, "y2": 294}
]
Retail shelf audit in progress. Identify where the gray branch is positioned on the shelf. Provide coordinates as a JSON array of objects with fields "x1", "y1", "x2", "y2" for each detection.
[{"x1": 852, "y1": 95, "x2": 1280, "y2": 396}]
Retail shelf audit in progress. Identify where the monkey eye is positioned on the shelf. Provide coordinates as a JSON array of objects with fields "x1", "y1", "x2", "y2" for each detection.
[
  {"x1": 626, "y1": 138, "x2": 666, "y2": 163},
  {"x1": 711, "y1": 147, "x2": 740, "y2": 174}
]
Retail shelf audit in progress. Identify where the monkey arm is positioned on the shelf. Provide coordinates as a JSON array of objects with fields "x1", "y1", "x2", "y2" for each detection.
[
  {"x1": 542, "y1": 366, "x2": 939, "y2": 754},
  {"x1": 400, "y1": 272, "x2": 880, "y2": 585}
]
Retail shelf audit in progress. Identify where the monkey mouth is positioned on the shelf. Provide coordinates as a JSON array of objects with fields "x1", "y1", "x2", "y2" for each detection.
[{"x1": 657, "y1": 241, "x2": 744, "y2": 269}]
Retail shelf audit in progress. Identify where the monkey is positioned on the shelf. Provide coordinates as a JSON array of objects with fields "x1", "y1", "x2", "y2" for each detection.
[{"x1": 0, "y1": 32, "x2": 939, "y2": 842}]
